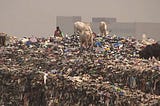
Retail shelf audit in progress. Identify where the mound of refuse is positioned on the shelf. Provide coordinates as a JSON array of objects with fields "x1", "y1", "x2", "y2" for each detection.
[{"x1": 0, "y1": 34, "x2": 160, "y2": 106}]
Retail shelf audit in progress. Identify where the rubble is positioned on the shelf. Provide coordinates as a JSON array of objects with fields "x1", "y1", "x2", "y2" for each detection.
[{"x1": 0, "y1": 34, "x2": 160, "y2": 106}]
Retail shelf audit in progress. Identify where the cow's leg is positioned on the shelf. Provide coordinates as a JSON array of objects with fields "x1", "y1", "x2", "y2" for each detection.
[
  {"x1": 80, "y1": 47, "x2": 83, "y2": 52},
  {"x1": 90, "y1": 37, "x2": 94, "y2": 50},
  {"x1": 85, "y1": 39, "x2": 89, "y2": 49},
  {"x1": 80, "y1": 40, "x2": 85, "y2": 52},
  {"x1": 102, "y1": 33, "x2": 105, "y2": 37},
  {"x1": 104, "y1": 31, "x2": 106, "y2": 36},
  {"x1": 74, "y1": 25, "x2": 77, "y2": 35},
  {"x1": 102, "y1": 30, "x2": 105, "y2": 37}
]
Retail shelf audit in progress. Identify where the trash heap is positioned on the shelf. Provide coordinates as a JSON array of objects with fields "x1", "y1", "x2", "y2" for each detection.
[{"x1": 0, "y1": 35, "x2": 160, "y2": 106}]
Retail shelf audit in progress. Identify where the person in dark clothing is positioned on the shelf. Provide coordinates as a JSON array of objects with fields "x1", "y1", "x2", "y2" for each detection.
[{"x1": 54, "y1": 26, "x2": 62, "y2": 37}]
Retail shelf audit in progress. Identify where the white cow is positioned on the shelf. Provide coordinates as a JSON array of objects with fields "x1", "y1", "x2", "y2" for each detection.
[
  {"x1": 74, "y1": 21, "x2": 93, "y2": 35},
  {"x1": 79, "y1": 30, "x2": 94, "y2": 49},
  {"x1": 74, "y1": 21, "x2": 94, "y2": 49},
  {"x1": 99, "y1": 21, "x2": 109, "y2": 36}
]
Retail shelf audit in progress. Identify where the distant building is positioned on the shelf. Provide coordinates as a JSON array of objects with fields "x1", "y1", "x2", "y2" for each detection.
[
  {"x1": 109, "y1": 22, "x2": 160, "y2": 40},
  {"x1": 92, "y1": 17, "x2": 117, "y2": 24},
  {"x1": 56, "y1": 16, "x2": 81, "y2": 35},
  {"x1": 56, "y1": 16, "x2": 160, "y2": 40},
  {"x1": 91, "y1": 17, "x2": 160, "y2": 40},
  {"x1": 134, "y1": 23, "x2": 160, "y2": 40},
  {"x1": 109, "y1": 22, "x2": 136, "y2": 37}
]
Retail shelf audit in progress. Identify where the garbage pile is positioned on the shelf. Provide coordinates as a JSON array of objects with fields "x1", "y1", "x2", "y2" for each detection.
[{"x1": 0, "y1": 34, "x2": 160, "y2": 106}]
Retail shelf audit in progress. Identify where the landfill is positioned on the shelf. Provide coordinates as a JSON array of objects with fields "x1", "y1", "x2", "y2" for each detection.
[{"x1": 0, "y1": 34, "x2": 160, "y2": 106}]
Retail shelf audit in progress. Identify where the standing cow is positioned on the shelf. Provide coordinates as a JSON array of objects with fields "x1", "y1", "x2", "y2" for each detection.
[
  {"x1": 79, "y1": 30, "x2": 94, "y2": 49},
  {"x1": 74, "y1": 21, "x2": 92, "y2": 35},
  {"x1": 74, "y1": 21, "x2": 94, "y2": 49},
  {"x1": 99, "y1": 21, "x2": 109, "y2": 36}
]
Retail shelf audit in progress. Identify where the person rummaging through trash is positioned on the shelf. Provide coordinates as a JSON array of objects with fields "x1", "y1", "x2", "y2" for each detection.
[{"x1": 54, "y1": 26, "x2": 63, "y2": 37}]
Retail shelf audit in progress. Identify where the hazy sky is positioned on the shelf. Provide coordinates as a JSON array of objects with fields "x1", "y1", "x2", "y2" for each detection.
[{"x1": 0, "y1": 0, "x2": 160, "y2": 37}]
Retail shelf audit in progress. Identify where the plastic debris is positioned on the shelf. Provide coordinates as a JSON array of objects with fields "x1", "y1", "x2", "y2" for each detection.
[{"x1": 0, "y1": 34, "x2": 160, "y2": 105}]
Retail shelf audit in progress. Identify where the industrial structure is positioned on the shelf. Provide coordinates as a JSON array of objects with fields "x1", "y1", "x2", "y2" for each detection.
[{"x1": 56, "y1": 16, "x2": 160, "y2": 40}]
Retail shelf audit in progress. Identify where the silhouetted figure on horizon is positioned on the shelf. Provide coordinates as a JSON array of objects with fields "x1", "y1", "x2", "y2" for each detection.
[{"x1": 54, "y1": 26, "x2": 62, "y2": 37}]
